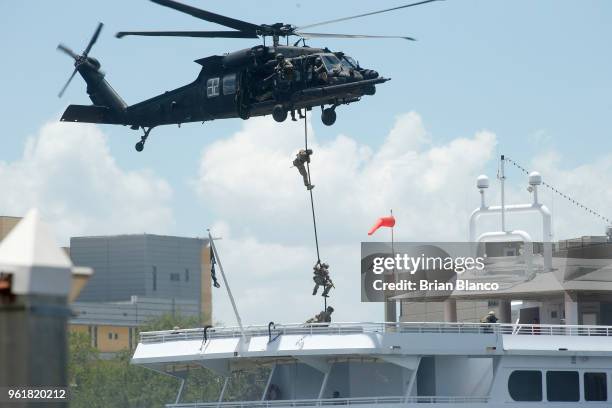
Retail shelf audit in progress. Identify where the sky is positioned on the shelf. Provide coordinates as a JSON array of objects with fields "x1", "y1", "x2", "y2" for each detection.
[{"x1": 1, "y1": 0, "x2": 611, "y2": 324}]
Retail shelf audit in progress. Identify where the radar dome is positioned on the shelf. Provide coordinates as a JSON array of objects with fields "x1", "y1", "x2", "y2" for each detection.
[
  {"x1": 477, "y1": 175, "x2": 489, "y2": 189},
  {"x1": 528, "y1": 171, "x2": 542, "y2": 186}
]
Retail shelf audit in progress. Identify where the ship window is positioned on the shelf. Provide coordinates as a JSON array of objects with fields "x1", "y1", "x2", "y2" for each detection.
[
  {"x1": 547, "y1": 371, "x2": 579, "y2": 402},
  {"x1": 170, "y1": 272, "x2": 180, "y2": 282},
  {"x1": 584, "y1": 372, "x2": 607, "y2": 401},
  {"x1": 223, "y1": 74, "x2": 236, "y2": 95},
  {"x1": 207, "y1": 77, "x2": 220, "y2": 97},
  {"x1": 508, "y1": 370, "x2": 542, "y2": 401}
]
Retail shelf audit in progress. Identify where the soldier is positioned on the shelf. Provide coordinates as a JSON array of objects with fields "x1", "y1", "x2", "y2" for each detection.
[
  {"x1": 306, "y1": 306, "x2": 335, "y2": 324},
  {"x1": 293, "y1": 149, "x2": 314, "y2": 190},
  {"x1": 481, "y1": 310, "x2": 498, "y2": 333},
  {"x1": 275, "y1": 53, "x2": 294, "y2": 81},
  {"x1": 290, "y1": 107, "x2": 306, "y2": 122},
  {"x1": 313, "y1": 57, "x2": 328, "y2": 84},
  {"x1": 484, "y1": 310, "x2": 498, "y2": 324},
  {"x1": 312, "y1": 261, "x2": 333, "y2": 297}
]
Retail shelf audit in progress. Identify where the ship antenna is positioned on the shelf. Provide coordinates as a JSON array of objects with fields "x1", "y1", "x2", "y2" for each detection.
[{"x1": 207, "y1": 229, "x2": 247, "y2": 342}]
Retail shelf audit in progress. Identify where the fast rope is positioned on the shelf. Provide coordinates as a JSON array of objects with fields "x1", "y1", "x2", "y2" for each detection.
[
  {"x1": 504, "y1": 155, "x2": 611, "y2": 225},
  {"x1": 302, "y1": 111, "x2": 326, "y2": 310},
  {"x1": 303, "y1": 110, "x2": 321, "y2": 263}
]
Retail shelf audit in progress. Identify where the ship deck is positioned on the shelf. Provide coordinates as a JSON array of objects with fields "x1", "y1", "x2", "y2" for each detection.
[{"x1": 132, "y1": 321, "x2": 612, "y2": 372}]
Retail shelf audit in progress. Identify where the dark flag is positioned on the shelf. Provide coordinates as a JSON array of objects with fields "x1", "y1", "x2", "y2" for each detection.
[{"x1": 210, "y1": 246, "x2": 221, "y2": 288}]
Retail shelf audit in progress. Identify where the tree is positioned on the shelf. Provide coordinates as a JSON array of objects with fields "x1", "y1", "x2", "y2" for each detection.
[{"x1": 68, "y1": 314, "x2": 268, "y2": 408}]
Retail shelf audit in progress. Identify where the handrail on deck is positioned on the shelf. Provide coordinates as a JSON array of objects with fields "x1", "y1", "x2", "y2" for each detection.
[
  {"x1": 139, "y1": 321, "x2": 612, "y2": 344},
  {"x1": 166, "y1": 395, "x2": 490, "y2": 408}
]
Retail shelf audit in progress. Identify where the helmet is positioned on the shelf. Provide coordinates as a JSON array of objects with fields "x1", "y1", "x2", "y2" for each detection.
[
  {"x1": 488, "y1": 311, "x2": 495, "y2": 315},
  {"x1": 327, "y1": 306, "x2": 334, "y2": 313},
  {"x1": 276, "y1": 53, "x2": 284, "y2": 61}
]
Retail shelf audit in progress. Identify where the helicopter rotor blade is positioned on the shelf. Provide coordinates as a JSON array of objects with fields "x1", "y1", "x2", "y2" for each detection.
[
  {"x1": 83, "y1": 22, "x2": 103, "y2": 57},
  {"x1": 296, "y1": 32, "x2": 416, "y2": 41},
  {"x1": 57, "y1": 43, "x2": 79, "y2": 60},
  {"x1": 296, "y1": 0, "x2": 442, "y2": 31},
  {"x1": 149, "y1": 0, "x2": 260, "y2": 34},
  {"x1": 58, "y1": 68, "x2": 78, "y2": 98},
  {"x1": 116, "y1": 30, "x2": 258, "y2": 39}
]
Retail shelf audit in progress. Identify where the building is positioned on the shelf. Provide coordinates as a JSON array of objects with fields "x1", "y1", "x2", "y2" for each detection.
[
  {"x1": 0, "y1": 216, "x2": 21, "y2": 242},
  {"x1": 69, "y1": 234, "x2": 212, "y2": 353},
  {"x1": 400, "y1": 237, "x2": 612, "y2": 325}
]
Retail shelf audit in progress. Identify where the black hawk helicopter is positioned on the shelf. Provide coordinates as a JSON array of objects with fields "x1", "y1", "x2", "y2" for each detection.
[{"x1": 57, "y1": 0, "x2": 441, "y2": 151}]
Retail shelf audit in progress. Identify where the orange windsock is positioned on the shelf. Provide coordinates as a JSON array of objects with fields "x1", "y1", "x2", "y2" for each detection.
[{"x1": 367, "y1": 215, "x2": 396, "y2": 235}]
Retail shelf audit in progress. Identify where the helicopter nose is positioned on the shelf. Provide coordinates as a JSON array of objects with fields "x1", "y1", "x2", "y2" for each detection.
[{"x1": 362, "y1": 69, "x2": 379, "y2": 79}]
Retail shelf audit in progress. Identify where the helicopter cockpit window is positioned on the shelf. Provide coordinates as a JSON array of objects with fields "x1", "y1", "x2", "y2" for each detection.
[
  {"x1": 321, "y1": 55, "x2": 342, "y2": 72},
  {"x1": 223, "y1": 74, "x2": 236, "y2": 95},
  {"x1": 206, "y1": 77, "x2": 220, "y2": 98},
  {"x1": 342, "y1": 56, "x2": 358, "y2": 69}
]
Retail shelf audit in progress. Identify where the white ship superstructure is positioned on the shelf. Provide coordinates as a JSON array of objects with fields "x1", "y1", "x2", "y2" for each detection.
[{"x1": 132, "y1": 160, "x2": 612, "y2": 407}]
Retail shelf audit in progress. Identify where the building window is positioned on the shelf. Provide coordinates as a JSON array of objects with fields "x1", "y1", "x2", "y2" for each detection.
[
  {"x1": 547, "y1": 371, "x2": 579, "y2": 402},
  {"x1": 170, "y1": 273, "x2": 180, "y2": 282},
  {"x1": 223, "y1": 74, "x2": 236, "y2": 95},
  {"x1": 114, "y1": 333, "x2": 118, "y2": 340},
  {"x1": 584, "y1": 372, "x2": 607, "y2": 401},
  {"x1": 108, "y1": 332, "x2": 113, "y2": 340},
  {"x1": 508, "y1": 370, "x2": 542, "y2": 401},
  {"x1": 185, "y1": 268, "x2": 190, "y2": 282},
  {"x1": 207, "y1": 78, "x2": 220, "y2": 97},
  {"x1": 152, "y1": 266, "x2": 157, "y2": 291}
]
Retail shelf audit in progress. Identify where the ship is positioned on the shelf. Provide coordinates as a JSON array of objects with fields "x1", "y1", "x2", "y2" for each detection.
[{"x1": 131, "y1": 157, "x2": 612, "y2": 407}]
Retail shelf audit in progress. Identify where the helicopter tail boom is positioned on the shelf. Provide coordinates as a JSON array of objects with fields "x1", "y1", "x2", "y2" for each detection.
[{"x1": 60, "y1": 104, "x2": 126, "y2": 125}]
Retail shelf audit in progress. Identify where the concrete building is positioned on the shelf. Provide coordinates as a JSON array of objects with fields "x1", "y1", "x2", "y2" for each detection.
[
  {"x1": 69, "y1": 234, "x2": 213, "y2": 353},
  {"x1": 400, "y1": 237, "x2": 612, "y2": 325}
]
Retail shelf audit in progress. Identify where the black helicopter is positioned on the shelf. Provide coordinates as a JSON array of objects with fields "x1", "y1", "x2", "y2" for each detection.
[{"x1": 57, "y1": 0, "x2": 440, "y2": 151}]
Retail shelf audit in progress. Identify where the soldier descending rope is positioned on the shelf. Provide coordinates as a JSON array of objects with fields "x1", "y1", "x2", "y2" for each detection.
[
  {"x1": 312, "y1": 261, "x2": 334, "y2": 297},
  {"x1": 292, "y1": 149, "x2": 315, "y2": 190}
]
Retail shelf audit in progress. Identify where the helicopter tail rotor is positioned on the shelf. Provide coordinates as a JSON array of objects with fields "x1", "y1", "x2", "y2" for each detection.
[{"x1": 56, "y1": 22, "x2": 104, "y2": 98}]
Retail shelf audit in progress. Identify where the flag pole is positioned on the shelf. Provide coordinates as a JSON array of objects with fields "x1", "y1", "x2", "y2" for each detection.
[{"x1": 391, "y1": 209, "x2": 397, "y2": 323}]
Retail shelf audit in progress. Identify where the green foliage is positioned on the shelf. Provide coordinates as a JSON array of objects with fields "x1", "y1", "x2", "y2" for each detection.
[{"x1": 68, "y1": 314, "x2": 268, "y2": 408}]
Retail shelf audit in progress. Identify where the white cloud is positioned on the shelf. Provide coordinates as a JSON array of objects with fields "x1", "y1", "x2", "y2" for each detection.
[
  {"x1": 197, "y1": 113, "x2": 612, "y2": 324},
  {"x1": 198, "y1": 113, "x2": 499, "y2": 324},
  {"x1": 197, "y1": 112, "x2": 497, "y2": 243},
  {"x1": 0, "y1": 122, "x2": 174, "y2": 243}
]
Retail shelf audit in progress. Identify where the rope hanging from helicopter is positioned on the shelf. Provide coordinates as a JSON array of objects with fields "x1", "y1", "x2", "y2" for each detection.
[
  {"x1": 301, "y1": 111, "x2": 332, "y2": 310},
  {"x1": 504, "y1": 156, "x2": 611, "y2": 225},
  {"x1": 303, "y1": 111, "x2": 321, "y2": 263}
]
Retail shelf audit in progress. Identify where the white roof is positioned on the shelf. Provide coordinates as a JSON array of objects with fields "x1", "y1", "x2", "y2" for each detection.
[
  {"x1": 0, "y1": 209, "x2": 71, "y2": 268},
  {"x1": 0, "y1": 209, "x2": 73, "y2": 296}
]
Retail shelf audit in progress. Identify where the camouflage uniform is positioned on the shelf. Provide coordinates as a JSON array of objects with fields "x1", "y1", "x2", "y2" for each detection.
[
  {"x1": 293, "y1": 149, "x2": 314, "y2": 190},
  {"x1": 312, "y1": 262, "x2": 333, "y2": 297},
  {"x1": 306, "y1": 306, "x2": 335, "y2": 324}
]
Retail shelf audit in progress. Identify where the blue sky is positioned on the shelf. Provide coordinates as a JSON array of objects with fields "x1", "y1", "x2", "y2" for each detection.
[{"x1": 1, "y1": 1, "x2": 611, "y2": 322}]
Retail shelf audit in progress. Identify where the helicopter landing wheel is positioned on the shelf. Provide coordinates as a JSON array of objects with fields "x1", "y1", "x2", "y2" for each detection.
[
  {"x1": 321, "y1": 107, "x2": 336, "y2": 126},
  {"x1": 135, "y1": 127, "x2": 153, "y2": 152},
  {"x1": 272, "y1": 104, "x2": 287, "y2": 122}
]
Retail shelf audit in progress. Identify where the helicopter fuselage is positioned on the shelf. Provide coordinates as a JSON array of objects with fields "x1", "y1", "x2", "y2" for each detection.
[{"x1": 60, "y1": 44, "x2": 389, "y2": 133}]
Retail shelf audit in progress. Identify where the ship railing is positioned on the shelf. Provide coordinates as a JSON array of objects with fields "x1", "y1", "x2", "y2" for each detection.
[
  {"x1": 139, "y1": 322, "x2": 612, "y2": 344},
  {"x1": 498, "y1": 323, "x2": 612, "y2": 336},
  {"x1": 167, "y1": 395, "x2": 489, "y2": 408}
]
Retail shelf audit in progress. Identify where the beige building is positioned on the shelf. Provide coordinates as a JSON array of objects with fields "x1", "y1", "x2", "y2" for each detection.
[{"x1": 0, "y1": 216, "x2": 21, "y2": 242}]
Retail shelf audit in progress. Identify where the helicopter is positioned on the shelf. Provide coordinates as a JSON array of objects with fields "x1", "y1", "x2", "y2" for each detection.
[{"x1": 57, "y1": 0, "x2": 441, "y2": 151}]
